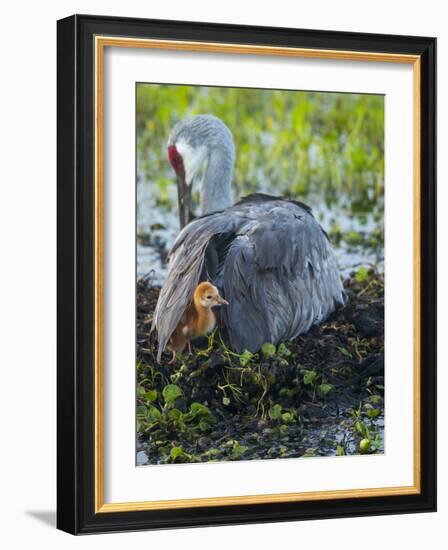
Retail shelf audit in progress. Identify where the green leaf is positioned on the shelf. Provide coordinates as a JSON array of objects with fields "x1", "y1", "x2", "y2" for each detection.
[
  {"x1": 168, "y1": 408, "x2": 183, "y2": 421},
  {"x1": 277, "y1": 342, "x2": 291, "y2": 357},
  {"x1": 239, "y1": 349, "x2": 253, "y2": 366},
  {"x1": 355, "y1": 420, "x2": 366, "y2": 436},
  {"x1": 337, "y1": 445, "x2": 344, "y2": 456},
  {"x1": 147, "y1": 405, "x2": 162, "y2": 421},
  {"x1": 319, "y1": 383, "x2": 334, "y2": 395},
  {"x1": 359, "y1": 438, "x2": 371, "y2": 453},
  {"x1": 345, "y1": 230, "x2": 362, "y2": 245},
  {"x1": 170, "y1": 446, "x2": 184, "y2": 461},
  {"x1": 162, "y1": 384, "x2": 183, "y2": 406},
  {"x1": 268, "y1": 403, "x2": 282, "y2": 420},
  {"x1": 261, "y1": 343, "x2": 276, "y2": 357},
  {"x1": 281, "y1": 412, "x2": 294, "y2": 423},
  {"x1": 190, "y1": 402, "x2": 211, "y2": 417},
  {"x1": 231, "y1": 441, "x2": 248, "y2": 458},
  {"x1": 366, "y1": 408, "x2": 381, "y2": 418},
  {"x1": 144, "y1": 389, "x2": 158, "y2": 403},
  {"x1": 222, "y1": 397, "x2": 231, "y2": 406},
  {"x1": 355, "y1": 266, "x2": 369, "y2": 283},
  {"x1": 303, "y1": 370, "x2": 318, "y2": 385}
]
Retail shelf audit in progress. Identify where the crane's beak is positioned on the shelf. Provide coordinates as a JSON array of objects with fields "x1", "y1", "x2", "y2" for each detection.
[{"x1": 176, "y1": 172, "x2": 192, "y2": 228}]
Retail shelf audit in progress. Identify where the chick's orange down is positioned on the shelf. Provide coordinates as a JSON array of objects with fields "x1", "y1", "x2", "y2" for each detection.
[{"x1": 166, "y1": 282, "x2": 228, "y2": 364}]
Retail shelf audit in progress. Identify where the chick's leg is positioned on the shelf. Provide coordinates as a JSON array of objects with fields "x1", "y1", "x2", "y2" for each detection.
[
  {"x1": 187, "y1": 340, "x2": 192, "y2": 354},
  {"x1": 168, "y1": 350, "x2": 177, "y2": 365}
]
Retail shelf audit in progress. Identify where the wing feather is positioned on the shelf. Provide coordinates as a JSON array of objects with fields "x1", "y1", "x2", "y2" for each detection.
[
  {"x1": 221, "y1": 200, "x2": 346, "y2": 352},
  {"x1": 153, "y1": 212, "x2": 239, "y2": 361},
  {"x1": 153, "y1": 194, "x2": 346, "y2": 360}
]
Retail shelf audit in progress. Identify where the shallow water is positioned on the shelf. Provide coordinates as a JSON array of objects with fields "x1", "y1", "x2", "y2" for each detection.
[
  {"x1": 136, "y1": 411, "x2": 384, "y2": 465},
  {"x1": 136, "y1": 179, "x2": 384, "y2": 284}
]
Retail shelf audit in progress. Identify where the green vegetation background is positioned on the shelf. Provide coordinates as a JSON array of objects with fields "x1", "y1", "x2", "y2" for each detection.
[{"x1": 136, "y1": 84, "x2": 384, "y2": 239}]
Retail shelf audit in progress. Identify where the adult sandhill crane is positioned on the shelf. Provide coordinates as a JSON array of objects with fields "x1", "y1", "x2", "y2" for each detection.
[{"x1": 153, "y1": 115, "x2": 345, "y2": 361}]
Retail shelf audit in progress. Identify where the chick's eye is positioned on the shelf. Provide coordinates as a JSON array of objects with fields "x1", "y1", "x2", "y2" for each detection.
[{"x1": 206, "y1": 295, "x2": 212, "y2": 299}]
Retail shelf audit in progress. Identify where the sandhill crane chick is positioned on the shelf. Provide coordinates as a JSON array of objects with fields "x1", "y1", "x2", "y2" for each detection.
[{"x1": 166, "y1": 282, "x2": 228, "y2": 364}]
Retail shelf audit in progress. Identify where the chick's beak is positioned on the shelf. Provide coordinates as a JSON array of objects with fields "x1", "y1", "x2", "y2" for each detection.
[
  {"x1": 216, "y1": 296, "x2": 229, "y2": 306},
  {"x1": 177, "y1": 172, "x2": 192, "y2": 229}
]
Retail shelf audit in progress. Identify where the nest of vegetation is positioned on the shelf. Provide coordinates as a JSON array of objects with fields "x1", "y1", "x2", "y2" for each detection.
[{"x1": 136, "y1": 268, "x2": 384, "y2": 465}]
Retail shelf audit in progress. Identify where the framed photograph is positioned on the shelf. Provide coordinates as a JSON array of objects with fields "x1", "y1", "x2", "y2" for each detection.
[{"x1": 57, "y1": 14, "x2": 436, "y2": 534}]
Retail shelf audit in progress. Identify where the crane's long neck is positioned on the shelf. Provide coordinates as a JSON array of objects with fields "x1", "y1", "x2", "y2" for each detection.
[{"x1": 200, "y1": 143, "x2": 234, "y2": 215}]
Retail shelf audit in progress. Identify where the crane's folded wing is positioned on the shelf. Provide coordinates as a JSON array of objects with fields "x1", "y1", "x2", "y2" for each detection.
[{"x1": 153, "y1": 195, "x2": 345, "y2": 360}]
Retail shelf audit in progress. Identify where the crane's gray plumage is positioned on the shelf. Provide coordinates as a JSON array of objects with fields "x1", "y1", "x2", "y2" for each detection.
[
  {"x1": 153, "y1": 115, "x2": 346, "y2": 361},
  {"x1": 168, "y1": 115, "x2": 235, "y2": 217}
]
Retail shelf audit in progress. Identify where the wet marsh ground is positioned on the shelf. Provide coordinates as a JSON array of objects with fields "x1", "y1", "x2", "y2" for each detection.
[{"x1": 136, "y1": 268, "x2": 384, "y2": 465}]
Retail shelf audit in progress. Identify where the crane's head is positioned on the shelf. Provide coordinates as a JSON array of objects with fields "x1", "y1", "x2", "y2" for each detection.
[
  {"x1": 194, "y1": 282, "x2": 229, "y2": 309},
  {"x1": 167, "y1": 138, "x2": 207, "y2": 228},
  {"x1": 167, "y1": 115, "x2": 234, "y2": 228}
]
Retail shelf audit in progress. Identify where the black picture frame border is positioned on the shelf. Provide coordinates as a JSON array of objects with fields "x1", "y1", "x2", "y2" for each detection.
[{"x1": 57, "y1": 14, "x2": 436, "y2": 535}]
